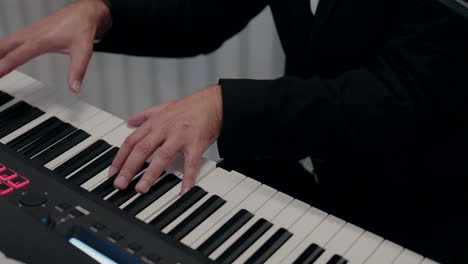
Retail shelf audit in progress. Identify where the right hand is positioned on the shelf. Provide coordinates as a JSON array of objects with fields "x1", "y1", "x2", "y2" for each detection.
[{"x1": 0, "y1": 0, "x2": 111, "y2": 93}]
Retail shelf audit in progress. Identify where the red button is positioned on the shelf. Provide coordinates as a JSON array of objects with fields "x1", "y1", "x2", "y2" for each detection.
[
  {"x1": 7, "y1": 175, "x2": 30, "y2": 189},
  {"x1": 0, "y1": 169, "x2": 17, "y2": 181},
  {"x1": 0, "y1": 183, "x2": 13, "y2": 196}
]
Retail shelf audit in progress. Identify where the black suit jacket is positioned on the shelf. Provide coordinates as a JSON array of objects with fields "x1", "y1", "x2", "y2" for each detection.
[{"x1": 96, "y1": 0, "x2": 468, "y2": 262}]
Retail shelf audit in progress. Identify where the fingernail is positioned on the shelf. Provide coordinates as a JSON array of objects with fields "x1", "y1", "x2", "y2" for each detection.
[
  {"x1": 72, "y1": 80, "x2": 81, "y2": 93},
  {"x1": 114, "y1": 176, "x2": 127, "y2": 189},
  {"x1": 136, "y1": 180, "x2": 150, "y2": 193},
  {"x1": 108, "y1": 166, "x2": 118, "y2": 177}
]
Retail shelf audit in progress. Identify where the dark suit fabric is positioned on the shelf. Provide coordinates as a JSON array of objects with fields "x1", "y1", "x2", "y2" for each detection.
[{"x1": 95, "y1": 0, "x2": 468, "y2": 262}]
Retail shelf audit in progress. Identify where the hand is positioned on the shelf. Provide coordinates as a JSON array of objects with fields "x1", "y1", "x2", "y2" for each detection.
[
  {"x1": 0, "y1": 0, "x2": 111, "y2": 93},
  {"x1": 110, "y1": 85, "x2": 223, "y2": 194}
]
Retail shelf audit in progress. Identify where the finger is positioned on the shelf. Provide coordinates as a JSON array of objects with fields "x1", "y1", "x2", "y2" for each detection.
[
  {"x1": 68, "y1": 42, "x2": 93, "y2": 93},
  {"x1": 0, "y1": 39, "x2": 22, "y2": 59},
  {"x1": 109, "y1": 123, "x2": 151, "y2": 177},
  {"x1": 181, "y1": 146, "x2": 203, "y2": 194},
  {"x1": 0, "y1": 41, "x2": 45, "y2": 78},
  {"x1": 114, "y1": 132, "x2": 164, "y2": 190},
  {"x1": 136, "y1": 140, "x2": 181, "y2": 193}
]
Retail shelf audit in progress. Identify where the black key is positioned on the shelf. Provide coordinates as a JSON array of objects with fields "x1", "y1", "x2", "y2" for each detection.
[
  {"x1": 326, "y1": 255, "x2": 348, "y2": 264},
  {"x1": 7, "y1": 117, "x2": 63, "y2": 151},
  {"x1": 124, "y1": 173, "x2": 181, "y2": 216},
  {"x1": 68, "y1": 148, "x2": 118, "y2": 185},
  {"x1": 216, "y1": 218, "x2": 273, "y2": 264},
  {"x1": 32, "y1": 129, "x2": 90, "y2": 166},
  {"x1": 108, "y1": 232, "x2": 124, "y2": 242},
  {"x1": 0, "y1": 106, "x2": 44, "y2": 138},
  {"x1": 245, "y1": 228, "x2": 293, "y2": 264},
  {"x1": 19, "y1": 123, "x2": 76, "y2": 158},
  {"x1": 0, "y1": 101, "x2": 32, "y2": 125},
  {"x1": 91, "y1": 175, "x2": 119, "y2": 198},
  {"x1": 168, "y1": 195, "x2": 226, "y2": 241},
  {"x1": 197, "y1": 209, "x2": 254, "y2": 256},
  {"x1": 149, "y1": 186, "x2": 207, "y2": 230},
  {"x1": 90, "y1": 223, "x2": 106, "y2": 232},
  {"x1": 53, "y1": 140, "x2": 111, "y2": 177},
  {"x1": 293, "y1": 243, "x2": 325, "y2": 264},
  {"x1": 0, "y1": 92, "x2": 14, "y2": 107},
  {"x1": 106, "y1": 163, "x2": 151, "y2": 206}
]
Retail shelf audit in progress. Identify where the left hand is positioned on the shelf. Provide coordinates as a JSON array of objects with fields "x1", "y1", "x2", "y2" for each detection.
[{"x1": 110, "y1": 85, "x2": 223, "y2": 194}]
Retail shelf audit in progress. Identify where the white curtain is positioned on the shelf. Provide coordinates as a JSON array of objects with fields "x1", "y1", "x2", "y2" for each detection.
[{"x1": 0, "y1": 0, "x2": 286, "y2": 160}]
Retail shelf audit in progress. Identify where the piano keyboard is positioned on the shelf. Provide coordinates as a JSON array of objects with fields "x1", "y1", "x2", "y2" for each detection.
[{"x1": 0, "y1": 71, "x2": 438, "y2": 264}]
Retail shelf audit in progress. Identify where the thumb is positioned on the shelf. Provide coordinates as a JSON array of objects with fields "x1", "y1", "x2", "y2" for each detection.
[
  {"x1": 127, "y1": 102, "x2": 171, "y2": 127},
  {"x1": 67, "y1": 42, "x2": 92, "y2": 93}
]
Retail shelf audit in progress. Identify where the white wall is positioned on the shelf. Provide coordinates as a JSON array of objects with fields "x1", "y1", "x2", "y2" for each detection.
[{"x1": 0, "y1": 0, "x2": 286, "y2": 160}]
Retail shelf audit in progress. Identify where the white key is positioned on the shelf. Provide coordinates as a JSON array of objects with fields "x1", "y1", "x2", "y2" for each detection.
[
  {"x1": 190, "y1": 184, "x2": 277, "y2": 250},
  {"x1": 420, "y1": 258, "x2": 438, "y2": 264},
  {"x1": 344, "y1": 231, "x2": 383, "y2": 264},
  {"x1": 0, "y1": 81, "x2": 45, "y2": 112},
  {"x1": 233, "y1": 199, "x2": 310, "y2": 264},
  {"x1": 281, "y1": 215, "x2": 346, "y2": 264},
  {"x1": 162, "y1": 168, "x2": 244, "y2": 234},
  {"x1": 365, "y1": 240, "x2": 403, "y2": 264},
  {"x1": 134, "y1": 158, "x2": 216, "y2": 222},
  {"x1": 265, "y1": 207, "x2": 328, "y2": 264},
  {"x1": 0, "y1": 72, "x2": 38, "y2": 95},
  {"x1": 393, "y1": 249, "x2": 424, "y2": 264},
  {"x1": 313, "y1": 223, "x2": 364, "y2": 264},
  {"x1": 182, "y1": 175, "x2": 261, "y2": 246},
  {"x1": 55, "y1": 101, "x2": 101, "y2": 127},
  {"x1": 45, "y1": 117, "x2": 124, "y2": 169},
  {"x1": 101, "y1": 123, "x2": 135, "y2": 146},
  {"x1": 0, "y1": 71, "x2": 23, "y2": 91},
  {"x1": 209, "y1": 192, "x2": 293, "y2": 260}
]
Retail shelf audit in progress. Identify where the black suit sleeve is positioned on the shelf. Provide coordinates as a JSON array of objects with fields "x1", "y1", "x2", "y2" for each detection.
[
  {"x1": 217, "y1": 5, "x2": 468, "y2": 164},
  {"x1": 94, "y1": 0, "x2": 268, "y2": 57}
]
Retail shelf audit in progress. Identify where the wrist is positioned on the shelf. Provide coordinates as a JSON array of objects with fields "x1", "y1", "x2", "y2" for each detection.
[{"x1": 81, "y1": 0, "x2": 112, "y2": 39}]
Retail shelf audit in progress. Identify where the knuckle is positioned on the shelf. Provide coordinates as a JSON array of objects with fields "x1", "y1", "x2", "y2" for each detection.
[
  {"x1": 135, "y1": 141, "x2": 153, "y2": 154},
  {"x1": 156, "y1": 148, "x2": 172, "y2": 162},
  {"x1": 123, "y1": 135, "x2": 138, "y2": 148}
]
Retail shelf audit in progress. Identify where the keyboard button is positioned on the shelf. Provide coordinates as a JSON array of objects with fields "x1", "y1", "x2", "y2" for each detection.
[
  {"x1": 197, "y1": 209, "x2": 254, "y2": 256},
  {"x1": 244, "y1": 228, "x2": 292, "y2": 264},
  {"x1": 55, "y1": 202, "x2": 72, "y2": 212},
  {"x1": 108, "y1": 233, "x2": 124, "y2": 243},
  {"x1": 106, "y1": 163, "x2": 150, "y2": 206},
  {"x1": 216, "y1": 218, "x2": 273, "y2": 264},
  {"x1": 293, "y1": 244, "x2": 325, "y2": 264},
  {"x1": 90, "y1": 223, "x2": 106, "y2": 232},
  {"x1": 7, "y1": 175, "x2": 30, "y2": 189},
  {"x1": 127, "y1": 242, "x2": 142, "y2": 253},
  {"x1": 393, "y1": 249, "x2": 423, "y2": 264},
  {"x1": 0, "y1": 182, "x2": 14, "y2": 195},
  {"x1": 364, "y1": 240, "x2": 403, "y2": 264},
  {"x1": 168, "y1": 195, "x2": 226, "y2": 241},
  {"x1": 149, "y1": 186, "x2": 207, "y2": 230},
  {"x1": 69, "y1": 209, "x2": 85, "y2": 218},
  {"x1": 0, "y1": 92, "x2": 13, "y2": 106},
  {"x1": 0, "y1": 169, "x2": 17, "y2": 181}
]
